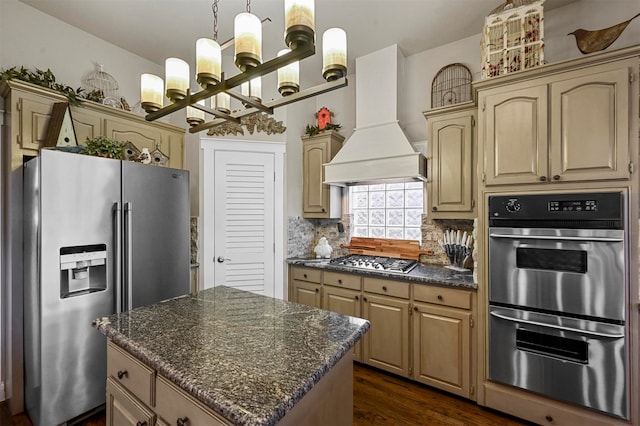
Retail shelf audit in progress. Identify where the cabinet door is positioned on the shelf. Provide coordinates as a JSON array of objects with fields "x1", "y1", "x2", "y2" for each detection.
[
  {"x1": 412, "y1": 302, "x2": 471, "y2": 398},
  {"x1": 430, "y1": 112, "x2": 475, "y2": 215},
  {"x1": 323, "y1": 286, "x2": 362, "y2": 361},
  {"x1": 362, "y1": 294, "x2": 410, "y2": 377},
  {"x1": 71, "y1": 107, "x2": 103, "y2": 146},
  {"x1": 106, "y1": 377, "x2": 155, "y2": 426},
  {"x1": 482, "y1": 84, "x2": 548, "y2": 185},
  {"x1": 303, "y1": 139, "x2": 329, "y2": 215},
  {"x1": 291, "y1": 280, "x2": 322, "y2": 308},
  {"x1": 550, "y1": 66, "x2": 630, "y2": 182},
  {"x1": 106, "y1": 118, "x2": 179, "y2": 168},
  {"x1": 17, "y1": 93, "x2": 55, "y2": 152}
]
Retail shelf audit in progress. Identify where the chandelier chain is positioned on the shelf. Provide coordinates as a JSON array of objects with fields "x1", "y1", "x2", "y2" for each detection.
[
  {"x1": 212, "y1": 0, "x2": 218, "y2": 40},
  {"x1": 246, "y1": 0, "x2": 251, "y2": 13}
]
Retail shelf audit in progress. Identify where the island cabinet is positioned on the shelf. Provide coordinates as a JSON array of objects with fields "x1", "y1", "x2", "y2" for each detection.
[
  {"x1": 289, "y1": 266, "x2": 322, "y2": 308},
  {"x1": 412, "y1": 285, "x2": 473, "y2": 399},
  {"x1": 423, "y1": 102, "x2": 477, "y2": 218},
  {"x1": 362, "y1": 277, "x2": 411, "y2": 378},
  {"x1": 477, "y1": 56, "x2": 635, "y2": 186},
  {"x1": 0, "y1": 79, "x2": 186, "y2": 170},
  {"x1": 302, "y1": 130, "x2": 344, "y2": 219},
  {"x1": 322, "y1": 271, "x2": 363, "y2": 362}
]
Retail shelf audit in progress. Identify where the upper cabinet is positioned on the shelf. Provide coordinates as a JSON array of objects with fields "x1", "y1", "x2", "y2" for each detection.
[
  {"x1": 1, "y1": 80, "x2": 185, "y2": 170},
  {"x1": 476, "y1": 49, "x2": 638, "y2": 187},
  {"x1": 302, "y1": 130, "x2": 344, "y2": 219},
  {"x1": 424, "y1": 102, "x2": 477, "y2": 218}
]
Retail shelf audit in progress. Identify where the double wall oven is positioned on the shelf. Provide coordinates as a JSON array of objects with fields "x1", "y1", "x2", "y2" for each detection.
[{"x1": 488, "y1": 192, "x2": 628, "y2": 419}]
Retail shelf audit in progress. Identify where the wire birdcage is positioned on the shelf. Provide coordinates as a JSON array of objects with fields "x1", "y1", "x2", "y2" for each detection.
[
  {"x1": 431, "y1": 64, "x2": 473, "y2": 109},
  {"x1": 83, "y1": 63, "x2": 123, "y2": 108}
]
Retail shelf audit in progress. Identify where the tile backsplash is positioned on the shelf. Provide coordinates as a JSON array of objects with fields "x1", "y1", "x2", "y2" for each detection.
[{"x1": 287, "y1": 215, "x2": 351, "y2": 258}]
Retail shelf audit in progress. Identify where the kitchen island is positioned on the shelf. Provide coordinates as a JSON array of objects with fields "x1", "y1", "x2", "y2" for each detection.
[{"x1": 93, "y1": 285, "x2": 369, "y2": 426}]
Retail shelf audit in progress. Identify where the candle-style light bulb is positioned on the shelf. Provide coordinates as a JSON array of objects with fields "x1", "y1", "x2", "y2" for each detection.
[
  {"x1": 140, "y1": 73, "x2": 163, "y2": 112},
  {"x1": 284, "y1": 0, "x2": 315, "y2": 49},
  {"x1": 196, "y1": 38, "x2": 222, "y2": 89},
  {"x1": 234, "y1": 12, "x2": 262, "y2": 71},
  {"x1": 322, "y1": 28, "x2": 347, "y2": 81},
  {"x1": 186, "y1": 100, "x2": 206, "y2": 127},
  {"x1": 277, "y1": 49, "x2": 299, "y2": 96},
  {"x1": 165, "y1": 58, "x2": 189, "y2": 101}
]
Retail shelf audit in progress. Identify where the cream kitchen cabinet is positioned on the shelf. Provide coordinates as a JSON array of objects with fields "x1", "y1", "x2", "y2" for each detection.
[
  {"x1": 0, "y1": 79, "x2": 186, "y2": 170},
  {"x1": 302, "y1": 130, "x2": 344, "y2": 219},
  {"x1": 289, "y1": 266, "x2": 322, "y2": 308},
  {"x1": 322, "y1": 271, "x2": 363, "y2": 362},
  {"x1": 362, "y1": 277, "x2": 411, "y2": 377},
  {"x1": 477, "y1": 57, "x2": 634, "y2": 186},
  {"x1": 412, "y1": 285, "x2": 473, "y2": 399},
  {"x1": 424, "y1": 102, "x2": 477, "y2": 218},
  {"x1": 106, "y1": 341, "x2": 231, "y2": 426}
]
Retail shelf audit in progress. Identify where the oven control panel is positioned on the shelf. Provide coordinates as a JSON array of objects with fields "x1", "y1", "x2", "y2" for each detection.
[
  {"x1": 548, "y1": 200, "x2": 597, "y2": 212},
  {"x1": 488, "y1": 192, "x2": 624, "y2": 229}
]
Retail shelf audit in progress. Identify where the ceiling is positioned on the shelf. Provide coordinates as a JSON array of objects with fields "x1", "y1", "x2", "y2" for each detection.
[{"x1": 20, "y1": 0, "x2": 577, "y2": 85}]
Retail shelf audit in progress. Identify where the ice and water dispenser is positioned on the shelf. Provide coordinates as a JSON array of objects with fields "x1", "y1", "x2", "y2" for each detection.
[{"x1": 59, "y1": 244, "x2": 107, "y2": 298}]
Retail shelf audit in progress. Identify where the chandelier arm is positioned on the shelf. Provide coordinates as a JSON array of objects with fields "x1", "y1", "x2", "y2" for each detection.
[
  {"x1": 188, "y1": 77, "x2": 349, "y2": 134},
  {"x1": 145, "y1": 45, "x2": 314, "y2": 122},
  {"x1": 226, "y1": 91, "x2": 274, "y2": 114},
  {"x1": 191, "y1": 102, "x2": 241, "y2": 123}
]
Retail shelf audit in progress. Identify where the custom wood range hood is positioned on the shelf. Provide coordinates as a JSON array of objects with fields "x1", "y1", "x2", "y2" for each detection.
[{"x1": 323, "y1": 44, "x2": 427, "y2": 187}]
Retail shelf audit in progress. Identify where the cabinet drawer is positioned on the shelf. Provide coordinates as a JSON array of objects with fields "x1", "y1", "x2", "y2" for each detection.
[
  {"x1": 323, "y1": 271, "x2": 361, "y2": 290},
  {"x1": 291, "y1": 267, "x2": 322, "y2": 283},
  {"x1": 106, "y1": 377, "x2": 155, "y2": 426},
  {"x1": 413, "y1": 285, "x2": 471, "y2": 309},
  {"x1": 107, "y1": 341, "x2": 154, "y2": 406},
  {"x1": 363, "y1": 277, "x2": 409, "y2": 299},
  {"x1": 156, "y1": 375, "x2": 230, "y2": 426}
]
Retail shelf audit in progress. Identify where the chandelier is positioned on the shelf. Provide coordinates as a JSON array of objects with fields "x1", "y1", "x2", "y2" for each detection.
[{"x1": 140, "y1": 0, "x2": 348, "y2": 133}]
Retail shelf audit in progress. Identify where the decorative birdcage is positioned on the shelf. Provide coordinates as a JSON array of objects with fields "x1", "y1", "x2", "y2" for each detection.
[
  {"x1": 431, "y1": 63, "x2": 473, "y2": 109},
  {"x1": 83, "y1": 63, "x2": 123, "y2": 108},
  {"x1": 481, "y1": 0, "x2": 544, "y2": 79}
]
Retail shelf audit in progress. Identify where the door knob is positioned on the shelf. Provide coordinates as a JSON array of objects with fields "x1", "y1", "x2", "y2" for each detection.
[{"x1": 217, "y1": 256, "x2": 231, "y2": 263}]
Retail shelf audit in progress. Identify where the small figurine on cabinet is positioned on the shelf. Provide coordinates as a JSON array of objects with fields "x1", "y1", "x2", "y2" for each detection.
[{"x1": 314, "y1": 237, "x2": 333, "y2": 259}]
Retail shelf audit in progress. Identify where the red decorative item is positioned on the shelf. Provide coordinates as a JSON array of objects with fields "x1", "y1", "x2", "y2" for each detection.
[{"x1": 316, "y1": 107, "x2": 332, "y2": 130}]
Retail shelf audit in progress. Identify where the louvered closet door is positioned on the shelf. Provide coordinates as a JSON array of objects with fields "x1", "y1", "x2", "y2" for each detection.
[{"x1": 213, "y1": 151, "x2": 275, "y2": 296}]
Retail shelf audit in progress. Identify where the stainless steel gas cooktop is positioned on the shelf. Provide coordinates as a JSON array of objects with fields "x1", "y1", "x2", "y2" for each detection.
[{"x1": 329, "y1": 254, "x2": 417, "y2": 274}]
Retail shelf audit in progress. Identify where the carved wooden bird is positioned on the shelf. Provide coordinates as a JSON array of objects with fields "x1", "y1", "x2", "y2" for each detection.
[{"x1": 569, "y1": 12, "x2": 640, "y2": 54}]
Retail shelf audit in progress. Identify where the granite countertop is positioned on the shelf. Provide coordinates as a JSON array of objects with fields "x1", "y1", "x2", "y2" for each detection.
[
  {"x1": 287, "y1": 257, "x2": 476, "y2": 289},
  {"x1": 93, "y1": 286, "x2": 369, "y2": 426}
]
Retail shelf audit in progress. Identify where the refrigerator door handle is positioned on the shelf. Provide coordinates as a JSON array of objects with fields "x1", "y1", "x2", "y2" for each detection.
[
  {"x1": 113, "y1": 202, "x2": 123, "y2": 313},
  {"x1": 124, "y1": 201, "x2": 133, "y2": 311}
]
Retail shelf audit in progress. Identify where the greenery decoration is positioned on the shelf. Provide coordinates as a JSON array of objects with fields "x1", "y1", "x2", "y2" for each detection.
[
  {"x1": 83, "y1": 136, "x2": 124, "y2": 159},
  {"x1": 304, "y1": 122, "x2": 341, "y2": 136},
  {"x1": 0, "y1": 66, "x2": 103, "y2": 106}
]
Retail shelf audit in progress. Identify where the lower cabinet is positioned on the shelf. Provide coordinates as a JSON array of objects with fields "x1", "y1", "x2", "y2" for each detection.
[
  {"x1": 106, "y1": 378, "x2": 154, "y2": 426},
  {"x1": 412, "y1": 302, "x2": 471, "y2": 398},
  {"x1": 106, "y1": 341, "x2": 231, "y2": 426},
  {"x1": 323, "y1": 285, "x2": 362, "y2": 361},
  {"x1": 362, "y1": 293, "x2": 411, "y2": 377},
  {"x1": 288, "y1": 265, "x2": 476, "y2": 399}
]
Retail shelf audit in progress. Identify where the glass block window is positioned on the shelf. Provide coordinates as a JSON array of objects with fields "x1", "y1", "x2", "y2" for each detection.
[{"x1": 350, "y1": 182, "x2": 424, "y2": 242}]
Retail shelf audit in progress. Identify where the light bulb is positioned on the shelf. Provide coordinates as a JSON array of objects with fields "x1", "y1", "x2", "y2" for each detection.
[
  {"x1": 196, "y1": 38, "x2": 221, "y2": 88},
  {"x1": 277, "y1": 49, "x2": 299, "y2": 96},
  {"x1": 322, "y1": 28, "x2": 347, "y2": 81},
  {"x1": 140, "y1": 73, "x2": 163, "y2": 112},
  {"x1": 234, "y1": 12, "x2": 262, "y2": 71},
  {"x1": 165, "y1": 58, "x2": 189, "y2": 101}
]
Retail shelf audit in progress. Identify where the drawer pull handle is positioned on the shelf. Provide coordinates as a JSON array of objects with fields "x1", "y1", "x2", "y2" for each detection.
[
  {"x1": 136, "y1": 422, "x2": 147, "y2": 426},
  {"x1": 545, "y1": 415, "x2": 553, "y2": 422},
  {"x1": 437, "y1": 295, "x2": 443, "y2": 301},
  {"x1": 338, "y1": 279, "x2": 342, "y2": 284},
  {"x1": 539, "y1": 175, "x2": 547, "y2": 182},
  {"x1": 303, "y1": 274, "x2": 307, "y2": 278},
  {"x1": 552, "y1": 175, "x2": 560, "y2": 181},
  {"x1": 363, "y1": 297, "x2": 368, "y2": 302},
  {"x1": 315, "y1": 288, "x2": 319, "y2": 292},
  {"x1": 117, "y1": 370, "x2": 128, "y2": 380},
  {"x1": 176, "y1": 417, "x2": 189, "y2": 426},
  {"x1": 382, "y1": 286, "x2": 387, "y2": 292},
  {"x1": 413, "y1": 306, "x2": 419, "y2": 312},
  {"x1": 355, "y1": 295, "x2": 359, "y2": 301}
]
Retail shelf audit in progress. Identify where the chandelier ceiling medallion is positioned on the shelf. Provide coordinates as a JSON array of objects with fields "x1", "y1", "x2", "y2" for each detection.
[{"x1": 140, "y1": 0, "x2": 348, "y2": 133}]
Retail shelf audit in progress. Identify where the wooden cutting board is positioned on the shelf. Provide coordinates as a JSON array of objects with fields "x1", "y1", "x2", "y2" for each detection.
[{"x1": 340, "y1": 237, "x2": 433, "y2": 260}]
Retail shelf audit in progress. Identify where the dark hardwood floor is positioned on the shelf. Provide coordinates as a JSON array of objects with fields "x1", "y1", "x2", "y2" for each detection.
[{"x1": 1, "y1": 364, "x2": 530, "y2": 425}]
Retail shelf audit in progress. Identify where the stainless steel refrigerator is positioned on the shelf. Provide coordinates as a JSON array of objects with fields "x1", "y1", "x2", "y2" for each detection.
[{"x1": 23, "y1": 149, "x2": 190, "y2": 425}]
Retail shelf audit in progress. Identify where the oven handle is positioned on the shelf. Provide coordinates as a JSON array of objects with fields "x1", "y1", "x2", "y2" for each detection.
[
  {"x1": 489, "y1": 311, "x2": 625, "y2": 338},
  {"x1": 488, "y1": 233, "x2": 623, "y2": 243}
]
